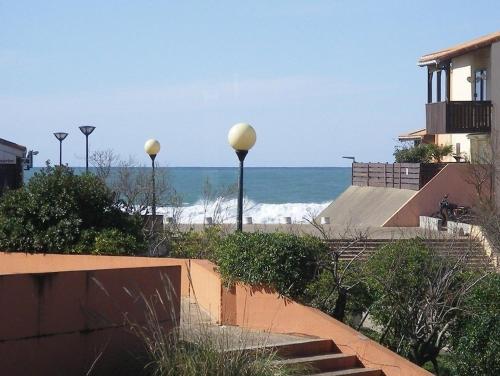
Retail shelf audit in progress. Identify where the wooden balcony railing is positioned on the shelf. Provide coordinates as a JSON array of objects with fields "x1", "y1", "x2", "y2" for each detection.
[
  {"x1": 352, "y1": 163, "x2": 447, "y2": 191},
  {"x1": 426, "y1": 101, "x2": 492, "y2": 134}
]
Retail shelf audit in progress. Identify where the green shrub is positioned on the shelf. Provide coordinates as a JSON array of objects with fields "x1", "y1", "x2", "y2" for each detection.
[
  {"x1": 393, "y1": 143, "x2": 452, "y2": 163},
  {"x1": 214, "y1": 232, "x2": 327, "y2": 298},
  {"x1": 304, "y1": 263, "x2": 373, "y2": 326},
  {"x1": 450, "y1": 273, "x2": 500, "y2": 376},
  {"x1": 364, "y1": 238, "x2": 468, "y2": 370},
  {"x1": 0, "y1": 165, "x2": 144, "y2": 254},
  {"x1": 169, "y1": 226, "x2": 222, "y2": 260},
  {"x1": 394, "y1": 144, "x2": 433, "y2": 163}
]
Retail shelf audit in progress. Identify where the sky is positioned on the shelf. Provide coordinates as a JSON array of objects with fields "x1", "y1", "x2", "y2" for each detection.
[{"x1": 1, "y1": 1, "x2": 499, "y2": 167}]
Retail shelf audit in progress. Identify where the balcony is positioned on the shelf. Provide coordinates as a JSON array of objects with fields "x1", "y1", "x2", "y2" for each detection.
[{"x1": 426, "y1": 101, "x2": 492, "y2": 134}]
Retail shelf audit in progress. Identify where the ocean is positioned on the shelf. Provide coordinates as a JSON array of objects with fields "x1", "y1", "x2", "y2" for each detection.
[{"x1": 24, "y1": 167, "x2": 350, "y2": 224}]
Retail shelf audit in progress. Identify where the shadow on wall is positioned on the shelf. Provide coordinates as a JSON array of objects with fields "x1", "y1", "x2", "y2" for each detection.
[{"x1": 0, "y1": 266, "x2": 181, "y2": 376}]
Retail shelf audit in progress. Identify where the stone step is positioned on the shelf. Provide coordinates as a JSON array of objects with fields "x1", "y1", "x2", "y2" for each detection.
[
  {"x1": 309, "y1": 368, "x2": 382, "y2": 376},
  {"x1": 229, "y1": 338, "x2": 337, "y2": 358},
  {"x1": 275, "y1": 353, "x2": 358, "y2": 373}
]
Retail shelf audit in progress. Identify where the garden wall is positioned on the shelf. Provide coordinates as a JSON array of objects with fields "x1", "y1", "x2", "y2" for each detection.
[{"x1": 0, "y1": 262, "x2": 181, "y2": 376}]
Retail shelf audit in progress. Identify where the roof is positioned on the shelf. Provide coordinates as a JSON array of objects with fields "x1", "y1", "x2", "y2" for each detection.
[
  {"x1": 419, "y1": 31, "x2": 500, "y2": 65},
  {"x1": 398, "y1": 129, "x2": 427, "y2": 141},
  {"x1": 0, "y1": 138, "x2": 26, "y2": 152}
]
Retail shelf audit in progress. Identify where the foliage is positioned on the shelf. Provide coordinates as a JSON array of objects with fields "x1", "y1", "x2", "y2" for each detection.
[
  {"x1": 450, "y1": 273, "x2": 500, "y2": 376},
  {"x1": 0, "y1": 165, "x2": 144, "y2": 254},
  {"x1": 214, "y1": 232, "x2": 327, "y2": 299},
  {"x1": 169, "y1": 226, "x2": 223, "y2": 260},
  {"x1": 427, "y1": 144, "x2": 453, "y2": 163},
  {"x1": 129, "y1": 280, "x2": 302, "y2": 376},
  {"x1": 304, "y1": 263, "x2": 373, "y2": 326},
  {"x1": 394, "y1": 143, "x2": 433, "y2": 163},
  {"x1": 364, "y1": 238, "x2": 478, "y2": 373},
  {"x1": 393, "y1": 143, "x2": 452, "y2": 163}
]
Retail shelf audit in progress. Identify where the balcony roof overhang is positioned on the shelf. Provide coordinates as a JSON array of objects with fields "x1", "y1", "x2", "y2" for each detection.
[
  {"x1": 418, "y1": 31, "x2": 500, "y2": 66},
  {"x1": 398, "y1": 129, "x2": 429, "y2": 142}
]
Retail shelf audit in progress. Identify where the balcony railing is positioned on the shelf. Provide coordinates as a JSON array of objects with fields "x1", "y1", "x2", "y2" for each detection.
[
  {"x1": 426, "y1": 101, "x2": 492, "y2": 134},
  {"x1": 352, "y1": 163, "x2": 447, "y2": 191}
]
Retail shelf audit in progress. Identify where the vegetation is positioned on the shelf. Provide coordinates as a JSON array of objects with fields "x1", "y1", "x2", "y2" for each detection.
[
  {"x1": 393, "y1": 143, "x2": 452, "y2": 163},
  {"x1": 214, "y1": 232, "x2": 327, "y2": 299},
  {"x1": 0, "y1": 165, "x2": 144, "y2": 254},
  {"x1": 129, "y1": 281, "x2": 301, "y2": 376},
  {"x1": 449, "y1": 273, "x2": 500, "y2": 376},
  {"x1": 364, "y1": 238, "x2": 484, "y2": 375}
]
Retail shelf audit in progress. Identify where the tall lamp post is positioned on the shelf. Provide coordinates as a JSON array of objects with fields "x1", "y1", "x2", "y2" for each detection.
[
  {"x1": 144, "y1": 139, "x2": 161, "y2": 217},
  {"x1": 53, "y1": 132, "x2": 69, "y2": 166},
  {"x1": 79, "y1": 126, "x2": 96, "y2": 173},
  {"x1": 228, "y1": 123, "x2": 256, "y2": 231}
]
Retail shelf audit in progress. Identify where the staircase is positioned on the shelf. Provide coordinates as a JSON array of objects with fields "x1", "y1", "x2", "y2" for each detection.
[
  {"x1": 327, "y1": 238, "x2": 494, "y2": 270},
  {"x1": 249, "y1": 338, "x2": 383, "y2": 375}
]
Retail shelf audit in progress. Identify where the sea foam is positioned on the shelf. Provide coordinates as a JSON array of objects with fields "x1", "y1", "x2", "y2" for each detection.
[{"x1": 156, "y1": 198, "x2": 330, "y2": 224}]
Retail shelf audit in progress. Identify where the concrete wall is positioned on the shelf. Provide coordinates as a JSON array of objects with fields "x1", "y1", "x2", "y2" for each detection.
[
  {"x1": 184, "y1": 260, "x2": 431, "y2": 376},
  {"x1": 0, "y1": 265, "x2": 181, "y2": 376},
  {"x1": 383, "y1": 163, "x2": 486, "y2": 227},
  {"x1": 0, "y1": 252, "x2": 190, "y2": 296},
  {"x1": 491, "y1": 41, "x2": 500, "y2": 207}
]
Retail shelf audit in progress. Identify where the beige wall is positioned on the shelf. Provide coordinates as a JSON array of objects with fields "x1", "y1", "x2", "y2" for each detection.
[{"x1": 491, "y1": 42, "x2": 500, "y2": 208}]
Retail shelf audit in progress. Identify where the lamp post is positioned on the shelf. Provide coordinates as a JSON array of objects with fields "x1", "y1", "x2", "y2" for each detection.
[
  {"x1": 144, "y1": 139, "x2": 161, "y2": 217},
  {"x1": 53, "y1": 132, "x2": 68, "y2": 166},
  {"x1": 228, "y1": 123, "x2": 256, "y2": 231},
  {"x1": 79, "y1": 126, "x2": 96, "y2": 173}
]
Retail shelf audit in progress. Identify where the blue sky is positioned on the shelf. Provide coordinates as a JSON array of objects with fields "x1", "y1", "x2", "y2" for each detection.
[{"x1": 1, "y1": 1, "x2": 499, "y2": 167}]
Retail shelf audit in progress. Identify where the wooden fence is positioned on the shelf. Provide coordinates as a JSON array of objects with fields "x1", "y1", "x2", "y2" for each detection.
[{"x1": 352, "y1": 163, "x2": 447, "y2": 191}]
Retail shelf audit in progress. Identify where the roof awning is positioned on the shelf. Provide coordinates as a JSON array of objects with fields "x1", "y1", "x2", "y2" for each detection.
[
  {"x1": 398, "y1": 129, "x2": 428, "y2": 142},
  {"x1": 418, "y1": 31, "x2": 500, "y2": 66}
]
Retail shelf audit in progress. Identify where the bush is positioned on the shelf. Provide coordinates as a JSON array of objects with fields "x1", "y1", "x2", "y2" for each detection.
[
  {"x1": 450, "y1": 273, "x2": 500, "y2": 376},
  {"x1": 214, "y1": 232, "x2": 327, "y2": 299},
  {"x1": 0, "y1": 165, "x2": 145, "y2": 254},
  {"x1": 364, "y1": 238, "x2": 470, "y2": 371},
  {"x1": 169, "y1": 226, "x2": 222, "y2": 260},
  {"x1": 393, "y1": 143, "x2": 452, "y2": 163}
]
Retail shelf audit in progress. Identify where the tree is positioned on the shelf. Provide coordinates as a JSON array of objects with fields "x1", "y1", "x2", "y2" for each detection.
[
  {"x1": 427, "y1": 144, "x2": 453, "y2": 163},
  {"x1": 364, "y1": 239, "x2": 484, "y2": 375},
  {"x1": 450, "y1": 273, "x2": 500, "y2": 376},
  {"x1": 0, "y1": 165, "x2": 144, "y2": 254}
]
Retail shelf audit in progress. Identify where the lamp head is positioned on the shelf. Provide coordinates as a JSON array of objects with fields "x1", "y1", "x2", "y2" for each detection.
[
  {"x1": 144, "y1": 139, "x2": 161, "y2": 156},
  {"x1": 228, "y1": 123, "x2": 256, "y2": 151},
  {"x1": 53, "y1": 132, "x2": 68, "y2": 141},
  {"x1": 79, "y1": 125, "x2": 96, "y2": 136}
]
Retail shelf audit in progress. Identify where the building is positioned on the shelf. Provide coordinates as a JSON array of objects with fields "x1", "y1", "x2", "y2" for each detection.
[
  {"x1": 0, "y1": 138, "x2": 27, "y2": 194},
  {"x1": 319, "y1": 32, "x2": 500, "y2": 228},
  {"x1": 418, "y1": 31, "x2": 500, "y2": 205}
]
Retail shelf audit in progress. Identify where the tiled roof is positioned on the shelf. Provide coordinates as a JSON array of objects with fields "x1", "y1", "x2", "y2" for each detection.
[{"x1": 419, "y1": 31, "x2": 500, "y2": 65}]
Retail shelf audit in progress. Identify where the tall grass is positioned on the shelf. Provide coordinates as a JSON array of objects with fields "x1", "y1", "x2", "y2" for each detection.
[{"x1": 126, "y1": 273, "x2": 301, "y2": 376}]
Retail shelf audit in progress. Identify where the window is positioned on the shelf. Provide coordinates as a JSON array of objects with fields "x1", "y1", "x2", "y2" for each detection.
[{"x1": 474, "y1": 69, "x2": 487, "y2": 101}]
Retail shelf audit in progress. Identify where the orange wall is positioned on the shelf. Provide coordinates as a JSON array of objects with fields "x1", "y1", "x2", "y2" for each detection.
[
  {"x1": 0, "y1": 252, "x2": 191, "y2": 296},
  {"x1": 228, "y1": 284, "x2": 431, "y2": 376},
  {"x1": 384, "y1": 163, "x2": 485, "y2": 227},
  {"x1": 0, "y1": 265, "x2": 181, "y2": 376},
  {"x1": 165, "y1": 258, "x2": 431, "y2": 376}
]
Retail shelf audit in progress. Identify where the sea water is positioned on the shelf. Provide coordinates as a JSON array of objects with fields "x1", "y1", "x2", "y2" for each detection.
[{"x1": 24, "y1": 167, "x2": 350, "y2": 224}]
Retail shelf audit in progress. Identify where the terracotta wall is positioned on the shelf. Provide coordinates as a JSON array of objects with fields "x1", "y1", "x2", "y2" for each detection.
[
  {"x1": 0, "y1": 252, "x2": 190, "y2": 296},
  {"x1": 0, "y1": 265, "x2": 181, "y2": 376},
  {"x1": 180, "y1": 260, "x2": 431, "y2": 376},
  {"x1": 384, "y1": 163, "x2": 486, "y2": 227}
]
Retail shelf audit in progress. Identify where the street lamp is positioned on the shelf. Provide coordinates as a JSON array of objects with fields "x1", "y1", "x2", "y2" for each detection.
[
  {"x1": 79, "y1": 126, "x2": 96, "y2": 173},
  {"x1": 53, "y1": 132, "x2": 69, "y2": 166},
  {"x1": 228, "y1": 123, "x2": 256, "y2": 231},
  {"x1": 144, "y1": 139, "x2": 161, "y2": 217}
]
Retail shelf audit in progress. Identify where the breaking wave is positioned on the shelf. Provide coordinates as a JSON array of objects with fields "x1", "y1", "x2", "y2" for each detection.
[{"x1": 156, "y1": 198, "x2": 331, "y2": 224}]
